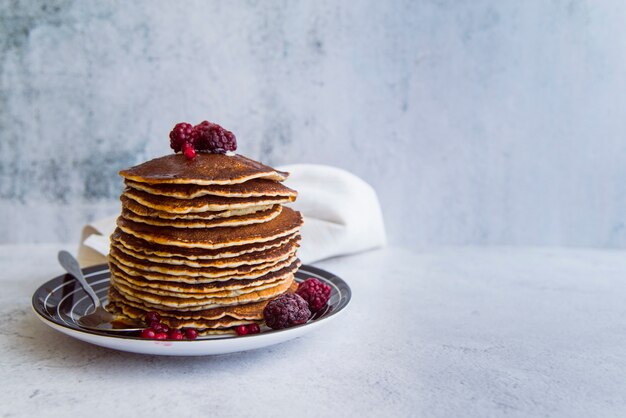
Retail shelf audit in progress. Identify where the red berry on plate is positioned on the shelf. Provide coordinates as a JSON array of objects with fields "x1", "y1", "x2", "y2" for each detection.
[
  {"x1": 140, "y1": 328, "x2": 156, "y2": 339},
  {"x1": 152, "y1": 323, "x2": 169, "y2": 334},
  {"x1": 235, "y1": 325, "x2": 249, "y2": 336},
  {"x1": 263, "y1": 293, "x2": 311, "y2": 330},
  {"x1": 168, "y1": 329, "x2": 184, "y2": 340},
  {"x1": 145, "y1": 311, "x2": 160, "y2": 324},
  {"x1": 183, "y1": 142, "x2": 196, "y2": 160},
  {"x1": 154, "y1": 332, "x2": 168, "y2": 340},
  {"x1": 297, "y1": 278, "x2": 331, "y2": 312},
  {"x1": 185, "y1": 328, "x2": 198, "y2": 340},
  {"x1": 247, "y1": 324, "x2": 260, "y2": 334},
  {"x1": 169, "y1": 122, "x2": 194, "y2": 153}
]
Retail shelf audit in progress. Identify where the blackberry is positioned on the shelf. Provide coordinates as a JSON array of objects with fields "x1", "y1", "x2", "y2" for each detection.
[
  {"x1": 194, "y1": 120, "x2": 237, "y2": 153},
  {"x1": 263, "y1": 293, "x2": 311, "y2": 330}
]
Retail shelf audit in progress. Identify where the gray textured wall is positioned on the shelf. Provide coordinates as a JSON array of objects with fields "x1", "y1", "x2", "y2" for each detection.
[{"x1": 2, "y1": 0, "x2": 626, "y2": 247}]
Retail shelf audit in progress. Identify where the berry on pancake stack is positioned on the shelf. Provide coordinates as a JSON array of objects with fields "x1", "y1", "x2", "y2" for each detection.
[{"x1": 105, "y1": 121, "x2": 303, "y2": 336}]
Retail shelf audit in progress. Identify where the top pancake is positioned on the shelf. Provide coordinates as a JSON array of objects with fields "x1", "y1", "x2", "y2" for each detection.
[{"x1": 120, "y1": 153, "x2": 289, "y2": 185}]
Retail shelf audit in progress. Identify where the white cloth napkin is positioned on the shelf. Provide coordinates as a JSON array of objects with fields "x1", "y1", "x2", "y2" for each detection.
[{"x1": 77, "y1": 164, "x2": 386, "y2": 266}]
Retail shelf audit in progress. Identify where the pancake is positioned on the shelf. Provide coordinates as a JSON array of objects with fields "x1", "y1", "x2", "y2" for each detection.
[
  {"x1": 123, "y1": 187, "x2": 295, "y2": 214},
  {"x1": 116, "y1": 206, "x2": 303, "y2": 249},
  {"x1": 109, "y1": 250, "x2": 299, "y2": 282},
  {"x1": 197, "y1": 329, "x2": 237, "y2": 335},
  {"x1": 112, "y1": 235, "x2": 300, "y2": 268},
  {"x1": 111, "y1": 271, "x2": 292, "y2": 299},
  {"x1": 122, "y1": 196, "x2": 274, "y2": 220},
  {"x1": 109, "y1": 261, "x2": 297, "y2": 295},
  {"x1": 109, "y1": 245, "x2": 296, "y2": 278},
  {"x1": 119, "y1": 153, "x2": 289, "y2": 185},
  {"x1": 125, "y1": 178, "x2": 297, "y2": 199},
  {"x1": 107, "y1": 287, "x2": 263, "y2": 320},
  {"x1": 107, "y1": 281, "x2": 299, "y2": 321},
  {"x1": 111, "y1": 228, "x2": 300, "y2": 260},
  {"x1": 108, "y1": 299, "x2": 261, "y2": 329},
  {"x1": 120, "y1": 204, "x2": 282, "y2": 229},
  {"x1": 112, "y1": 273, "x2": 295, "y2": 309}
]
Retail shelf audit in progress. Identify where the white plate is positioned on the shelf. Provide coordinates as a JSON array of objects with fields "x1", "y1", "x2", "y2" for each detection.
[{"x1": 32, "y1": 264, "x2": 351, "y2": 356}]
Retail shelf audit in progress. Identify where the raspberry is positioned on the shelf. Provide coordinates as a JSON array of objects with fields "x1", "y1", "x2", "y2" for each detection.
[
  {"x1": 263, "y1": 293, "x2": 310, "y2": 330},
  {"x1": 296, "y1": 278, "x2": 331, "y2": 312},
  {"x1": 169, "y1": 122, "x2": 194, "y2": 152},
  {"x1": 193, "y1": 121, "x2": 237, "y2": 153}
]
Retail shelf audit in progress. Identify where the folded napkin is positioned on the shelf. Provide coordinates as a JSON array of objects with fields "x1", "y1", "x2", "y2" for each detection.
[{"x1": 77, "y1": 164, "x2": 386, "y2": 266}]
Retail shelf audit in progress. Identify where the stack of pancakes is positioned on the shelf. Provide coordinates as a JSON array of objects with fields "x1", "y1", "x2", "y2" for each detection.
[{"x1": 106, "y1": 153, "x2": 303, "y2": 334}]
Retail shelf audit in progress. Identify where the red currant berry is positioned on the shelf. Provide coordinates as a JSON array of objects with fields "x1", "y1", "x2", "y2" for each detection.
[
  {"x1": 235, "y1": 325, "x2": 249, "y2": 336},
  {"x1": 168, "y1": 329, "x2": 184, "y2": 340},
  {"x1": 185, "y1": 328, "x2": 198, "y2": 340},
  {"x1": 153, "y1": 323, "x2": 170, "y2": 334},
  {"x1": 154, "y1": 332, "x2": 168, "y2": 340},
  {"x1": 144, "y1": 311, "x2": 160, "y2": 324},
  {"x1": 183, "y1": 142, "x2": 196, "y2": 160},
  {"x1": 247, "y1": 324, "x2": 260, "y2": 334},
  {"x1": 140, "y1": 328, "x2": 156, "y2": 339}
]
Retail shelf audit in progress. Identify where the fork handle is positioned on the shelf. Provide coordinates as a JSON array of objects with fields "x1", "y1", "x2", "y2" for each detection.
[{"x1": 57, "y1": 250, "x2": 101, "y2": 309}]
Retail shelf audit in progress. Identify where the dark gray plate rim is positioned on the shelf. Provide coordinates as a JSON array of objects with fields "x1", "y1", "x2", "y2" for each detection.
[{"x1": 32, "y1": 263, "x2": 351, "y2": 340}]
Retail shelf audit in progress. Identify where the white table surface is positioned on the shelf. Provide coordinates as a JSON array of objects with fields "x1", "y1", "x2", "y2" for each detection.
[{"x1": 2, "y1": 244, "x2": 626, "y2": 417}]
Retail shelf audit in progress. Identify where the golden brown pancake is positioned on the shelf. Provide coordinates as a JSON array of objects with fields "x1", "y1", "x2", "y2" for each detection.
[
  {"x1": 119, "y1": 153, "x2": 289, "y2": 185},
  {"x1": 112, "y1": 235, "x2": 300, "y2": 268},
  {"x1": 110, "y1": 228, "x2": 300, "y2": 260},
  {"x1": 116, "y1": 206, "x2": 303, "y2": 249},
  {"x1": 109, "y1": 245, "x2": 296, "y2": 278},
  {"x1": 120, "y1": 205, "x2": 282, "y2": 229},
  {"x1": 109, "y1": 250, "x2": 299, "y2": 282},
  {"x1": 111, "y1": 270, "x2": 293, "y2": 299},
  {"x1": 123, "y1": 187, "x2": 295, "y2": 214},
  {"x1": 125, "y1": 178, "x2": 297, "y2": 199},
  {"x1": 122, "y1": 196, "x2": 274, "y2": 220},
  {"x1": 107, "y1": 281, "x2": 299, "y2": 321},
  {"x1": 108, "y1": 299, "x2": 260, "y2": 329},
  {"x1": 108, "y1": 262, "x2": 297, "y2": 295},
  {"x1": 112, "y1": 274, "x2": 295, "y2": 309}
]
